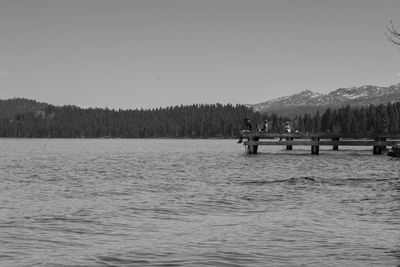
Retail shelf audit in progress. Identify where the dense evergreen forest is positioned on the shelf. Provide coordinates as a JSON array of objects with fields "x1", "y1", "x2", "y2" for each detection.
[{"x1": 0, "y1": 100, "x2": 400, "y2": 138}]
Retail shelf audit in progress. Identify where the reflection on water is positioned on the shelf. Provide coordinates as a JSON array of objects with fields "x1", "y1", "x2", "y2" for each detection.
[{"x1": 0, "y1": 139, "x2": 399, "y2": 266}]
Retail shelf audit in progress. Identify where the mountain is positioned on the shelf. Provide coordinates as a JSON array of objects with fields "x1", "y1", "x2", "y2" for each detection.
[
  {"x1": 251, "y1": 83, "x2": 400, "y2": 117},
  {"x1": 0, "y1": 98, "x2": 49, "y2": 120},
  {"x1": 3, "y1": 83, "x2": 400, "y2": 120}
]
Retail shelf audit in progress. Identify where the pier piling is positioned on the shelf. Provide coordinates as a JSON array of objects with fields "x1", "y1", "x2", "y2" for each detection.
[
  {"x1": 311, "y1": 137, "x2": 320, "y2": 155},
  {"x1": 286, "y1": 137, "x2": 293, "y2": 150},
  {"x1": 332, "y1": 137, "x2": 339, "y2": 150}
]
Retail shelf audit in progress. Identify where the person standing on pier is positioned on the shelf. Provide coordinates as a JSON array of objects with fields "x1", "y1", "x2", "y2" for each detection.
[
  {"x1": 259, "y1": 120, "x2": 269, "y2": 133},
  {"x1": 245, "y1": 118, "x2": 252, "y2": 131},
  {"x1": 279, "y1": 122, "x2": 291, "y2": 141},
  {"x1": 285, "y1": 122, "x2": 291, "y2": 133},
  {"x1": 237, "y1": 118, "x2": 252, "y2": 143}
]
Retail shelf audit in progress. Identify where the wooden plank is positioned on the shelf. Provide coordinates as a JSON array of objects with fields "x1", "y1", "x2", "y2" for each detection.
[{"x1": 241, "y1": 132, "x2": 400, "y2": 140}]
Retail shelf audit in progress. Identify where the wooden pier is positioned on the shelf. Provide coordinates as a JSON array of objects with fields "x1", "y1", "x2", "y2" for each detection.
[{"x1": 240, "y1": 132, "x2": 400, "y2": 155}]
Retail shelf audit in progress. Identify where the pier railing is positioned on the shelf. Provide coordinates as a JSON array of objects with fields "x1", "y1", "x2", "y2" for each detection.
[{"x1": 240, "y1": 132, "x2": 400, "y2": 155}]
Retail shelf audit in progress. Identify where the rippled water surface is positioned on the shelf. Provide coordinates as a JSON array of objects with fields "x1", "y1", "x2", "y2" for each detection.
[{"x1": 0, "y1": 139, "x2": 399, "y2": 266}]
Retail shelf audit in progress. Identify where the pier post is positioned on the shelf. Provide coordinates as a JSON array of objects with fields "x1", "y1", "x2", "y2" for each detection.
[
  {"x1": 246, "y1": 135, "x2": 259, "y2": 154},
  {"x1": 332, "y1": 137, "x2": 339, "y2": 150},
  {"x1": 373, "y1": 137, "x2": 386, "y2": 154},
  {"x1": 246, "y1": 137, "x2": 253, "y2": 154},
  {"x1": 311, "y1": 137, "x2": 320, "y2": 155},
  {"x1": 286, "y1": 137, "x2": 293, "y2": 150},
  {"x1": 373, "y1": 144, "x2": 382, "y2": 154},
  {"x1": 381, "y1": 137, "x2": 387, "y2": 152},
  {"x1": 252, "y1": 136, "x2": 259, "y2": 154}
]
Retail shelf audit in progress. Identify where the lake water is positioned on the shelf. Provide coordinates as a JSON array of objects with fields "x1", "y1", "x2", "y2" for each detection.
[{"x1": 0, "y1": 139, "x2": 399, "y2": 266}]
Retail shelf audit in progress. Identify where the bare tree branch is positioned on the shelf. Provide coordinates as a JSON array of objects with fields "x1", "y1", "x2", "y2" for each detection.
[{"x1": 386, "y1": 21, "x2": 400, "y2": 46}]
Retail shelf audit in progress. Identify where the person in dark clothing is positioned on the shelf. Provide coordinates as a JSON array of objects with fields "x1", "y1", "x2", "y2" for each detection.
[
  {"x1": 244, "y1": 118, "x2": 252, "y2": 131},
  {"x1": 237, "y1": 118, "x2": 259, "y2": 154}
]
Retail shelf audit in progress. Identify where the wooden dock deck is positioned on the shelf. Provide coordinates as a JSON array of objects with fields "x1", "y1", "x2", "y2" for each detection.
[{"x1": 239, "y1": 132, "x2": 400, "y2": 155}]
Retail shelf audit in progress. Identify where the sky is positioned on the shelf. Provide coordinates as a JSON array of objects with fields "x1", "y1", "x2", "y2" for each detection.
[{"x1": 0, "y1": 0, "x2": 400, "y2": 109}]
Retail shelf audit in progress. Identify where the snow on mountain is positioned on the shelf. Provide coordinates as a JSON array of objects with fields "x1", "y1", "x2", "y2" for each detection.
[{"x1": 251, "y1": 83, "x2": 400, "y2": 116}]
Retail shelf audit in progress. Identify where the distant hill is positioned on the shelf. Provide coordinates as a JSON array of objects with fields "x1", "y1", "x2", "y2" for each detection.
[
  {"x1": 251, "y1": 83, "x2": 400, "y2": 117},
  {"x1": 0, "y1": 98, "x2": 49, "y2": 120},
  {"x1": 0, "y1": 100, "x2": 256, "y2": 138},
  {"x1": 1, "y1": 95, "x2": 400, "y2": 138}
]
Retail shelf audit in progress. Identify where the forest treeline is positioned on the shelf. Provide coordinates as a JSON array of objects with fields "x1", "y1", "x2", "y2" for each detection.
[{"x1": 0, "y1": 101, "x2": 400, "y2": 138}]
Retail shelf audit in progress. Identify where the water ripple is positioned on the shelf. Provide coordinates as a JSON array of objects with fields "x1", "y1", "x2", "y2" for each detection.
[{"x1": 0, "y1": 139, "x2": 399, "y2": 266}]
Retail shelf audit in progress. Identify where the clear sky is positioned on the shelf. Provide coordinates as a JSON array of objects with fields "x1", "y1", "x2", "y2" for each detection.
[{"x1": 1, "y1": 0, "x2": 400, "y2": 109}]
